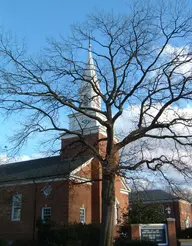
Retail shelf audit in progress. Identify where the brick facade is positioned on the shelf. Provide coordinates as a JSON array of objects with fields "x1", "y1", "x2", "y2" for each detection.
[
  {"x1": 0, "y1": 181, "x2": 69, "y2": 241},
  {"x1": 148, "y1": 200, "x2": 192, "y2": 231},
  {"x1": 0, "y1": 131, "x2": 129, "y2": 241},
  {"x1": 130, "y1": 189, "x2": 192, "y2": 232}
]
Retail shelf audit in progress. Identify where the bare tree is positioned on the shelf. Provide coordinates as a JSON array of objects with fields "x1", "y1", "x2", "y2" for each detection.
[
  {"x1": 1, "y1": 1, "x2": 192, "y2": 245},
  {"x1": 164, "y1": 185, "x2": 192, "y2": 203}
]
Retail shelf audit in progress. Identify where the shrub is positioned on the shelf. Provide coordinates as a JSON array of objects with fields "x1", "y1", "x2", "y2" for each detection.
[
  {"x1": 114, "y1": 238, "x2": 158, "y2": 246},
  {"x1": 117, "y1": 225, "x2": 131, "y2": 240},
  {"x1": 36, "y1": 220, "x2": 100, "y2": 246},
  {"x1": 55, "y1": 223, "x2": 100, "y2": 246},
  {"x1": 177, "y1": 227, "x2": 192, "y2": 239},
  {"x1": 11, "y1": 240, "x2": 37, "y2": 246},
  {"x1": 0, "y1": 240, "x2": 7, "y2": 246}
]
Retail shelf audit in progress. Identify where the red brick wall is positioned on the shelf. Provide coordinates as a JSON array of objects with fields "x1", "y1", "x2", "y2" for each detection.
[
  {"x1": 158, "y1": 200, "x2": 192, "y2": 230},
  {"x1": 167, "y1": 219, "x2": 177, "y2": 246},
  {"x1": 0, "y1": 180, "x2": 69, "y2": 241},
  {"x1": 0, "y1": 131, "x2": 129, "y2": 241},
  {"x1": 62, "y1": 132, "x2": 128, "y2": 225},
  {"x1": 70, "y1": 157, "x2": 102, "y2": 223},
  {"x1": 68, "y1": 182, "x2": 92, "y2": 224},
  {"x1": 61, "y1": 132, "x2": 107, "y2": 159},
  {"x1": 130, "y1": 224, "x2": 140, "y2": 240},
  {"x1": 178, "y1": 200, "x2": 192, "y2": 230},
  {"x1": 0, "y1": 185, "x2": 35, "y2": 240},
  {"x1": 115, "y1": 176, "x2": 128, "y2": 223}
]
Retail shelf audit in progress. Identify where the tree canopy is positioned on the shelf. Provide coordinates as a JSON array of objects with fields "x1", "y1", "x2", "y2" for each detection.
[{"x1": 0, "y1": 1, "x2": 192, "y2": 245}]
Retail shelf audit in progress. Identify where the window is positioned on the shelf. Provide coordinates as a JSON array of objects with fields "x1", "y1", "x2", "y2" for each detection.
[
  {"x1": 80, "y1": 208, "x2": 86, "y2": 224},
  {"x1": 185, "y1": 216, "x2": 190, "y2": 228},
  {"x1": 42, "y1": 207, "x2": 51, "y2": 222},
  {"x1": 42, "y1": 185, "x2": 52, "y2": 197},
  {"x1": 114, "y1": 198, "x2": 119, "y2": 225},
  {"x1": 11, "y1": 194, "x2": 22, "y2": 221}
]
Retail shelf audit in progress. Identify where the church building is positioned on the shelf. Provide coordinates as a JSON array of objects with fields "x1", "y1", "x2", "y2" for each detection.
[{"x1": 0, "y1": 45, "x2": 129, "y2": 242}]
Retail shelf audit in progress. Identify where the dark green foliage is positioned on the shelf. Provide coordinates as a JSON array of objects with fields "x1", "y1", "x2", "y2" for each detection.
[
  {"x1": 116, "y1": 225, "x2": 132, "y2": 241},
  {"x1": 0, "y1": 240, "x2": 7, "y2": 246},
  {"x1": 114, "y1": 238, "x2": 158, "y2": 246},
  {"x1": 114, "y1": 227, "x2": 158, "y2": 246},
  {"x1": 177, "y1": 227, "x2": 192, "y2": 239},
  {"x1": 36, "y1": 219, "x2": 100, "y2": 246},
  {"x1": 11, "y1": 240, "x2": 35, "y2": 246},
  {"x1": 36, "y1": 218, "x2": 56, "y2": 245},
  {"x1": 127, "y1": 200, "x2": 166, "y2": 224}
]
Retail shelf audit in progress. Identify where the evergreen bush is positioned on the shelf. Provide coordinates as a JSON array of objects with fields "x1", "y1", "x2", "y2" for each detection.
[
  {"x1": 36, "y1": 219, "x2": 100, "y2": 246},
  {"x1": 114, "y1": 238, "x2": 158, "y2": 246},
  {"x1": 0, "y1": 240, "x2": 7, "y2": 246},
  {"x1": 177, "y1": 227, "x2": 192, "y2": 239}
]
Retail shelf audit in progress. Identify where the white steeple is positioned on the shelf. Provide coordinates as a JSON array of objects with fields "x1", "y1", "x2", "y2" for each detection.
[
  {"x1": 67, "y1": 43, "x2": 105, "y2": 134},
  {"x1": 79, "y1": 43, "x2": 101, "y2": 110}
]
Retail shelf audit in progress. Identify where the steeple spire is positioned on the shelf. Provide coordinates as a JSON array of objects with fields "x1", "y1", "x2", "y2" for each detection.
[
  {"x1": 88, "y1": 35, "x2": 91, "y2": 49},
  {"x1": 67, "y1": 42, "x2": 105, "y2": 133},
  {"x1": 85, "y1": 42, "x2": 97, "y2": 79},
  {"x1": 79, "y1": 43, "x2": 101, "y2": 110}
]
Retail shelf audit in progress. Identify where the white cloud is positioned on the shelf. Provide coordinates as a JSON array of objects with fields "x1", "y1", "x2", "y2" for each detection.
[
  {"x1": 161, "y1": 44, "x2": 192, "y2": 76},
  {"x1": 115, "y1": 104, "x2": 192, "y2": 186},
  {"x1": 0, "y1": 153, "x2": 44, "y2": 165}
]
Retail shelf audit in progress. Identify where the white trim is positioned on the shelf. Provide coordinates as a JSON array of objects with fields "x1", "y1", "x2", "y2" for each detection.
[
  {"x1": 61, "y1": 126, "x2": 107, "y2": 139},
  {"x1": 80, "y1": 207, "x2": 86, "y2": 224},
  {"x1": 70, "y1": 174, "x2": 92, "y2": 185},
  {"x1": 120, "y1": 189, "x2": 129, "y2": 194},
  {"x1": 70, "y1": 158, "x2": 93, "y2": 175},
  {"x1": 120, "y1": 177, "x2": 131, "y2": 192},
  {"x1": 114, "y1": 197, "x2": 119, "y2": 225},
  {"x1": 0, "y1": 177, "x2": 68, "y2": 187},
  {"x1": 42, "y1": 207, "x2": 51, "y2": 222},
  {"x1": 167, "y1": 218, "x2": 176, "y2": 222},
  {"x1": 179, "y1": 200, "x2": 191, "y2": 205},
  {"x1": 115, "y1": 197, "x2": 120, "y2": 204},
  {"x1": 0, "y1": 174, "x2": 92, "y2": 188}
]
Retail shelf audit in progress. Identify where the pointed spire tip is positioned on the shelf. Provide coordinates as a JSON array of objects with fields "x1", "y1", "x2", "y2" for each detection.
[{"x1": 88, "y1": 34, "x2": 91, "y2": 50}]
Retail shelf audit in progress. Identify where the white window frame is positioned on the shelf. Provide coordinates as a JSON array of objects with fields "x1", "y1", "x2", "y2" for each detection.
[
  {"x1": 185, "y1": 216, "x2": 190, "y2": 228},
  {"x1": 41, "y1": 207, "x2": 51, "y2": 222},
  {"x1": 114, "y1": 197, "x2": 120, "y2": 225},
  {"x1": 80, "y1": 208, "x2": 86, "y2": 224},
  {"x1": 11, "y1": 194, "x2": 22, "y2": 221}
]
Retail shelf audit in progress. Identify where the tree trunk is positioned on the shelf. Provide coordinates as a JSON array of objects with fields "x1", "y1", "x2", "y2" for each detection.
[{"x1": 100, "y1": 171, "x2": 116, "y2": 246}]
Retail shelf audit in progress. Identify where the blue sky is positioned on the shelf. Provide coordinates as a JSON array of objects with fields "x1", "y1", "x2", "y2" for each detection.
[
  {"x1": 0, "y1": 0, "x2": 192, "y2": 161},
  {"x1": 0, "y1": 0, "x2": 128, "y2": 52},
  {"x1": 0, "y1": 0, "x2": 129, "y2": 158}
]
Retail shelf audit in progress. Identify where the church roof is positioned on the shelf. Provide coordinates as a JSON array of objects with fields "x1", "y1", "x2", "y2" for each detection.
[
  {"x1": 0, "y1": 155, "x2": 91, "y2": 184},
  {"x1": 129, "y1": 189, "x2": 179, "y2": 202}
]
